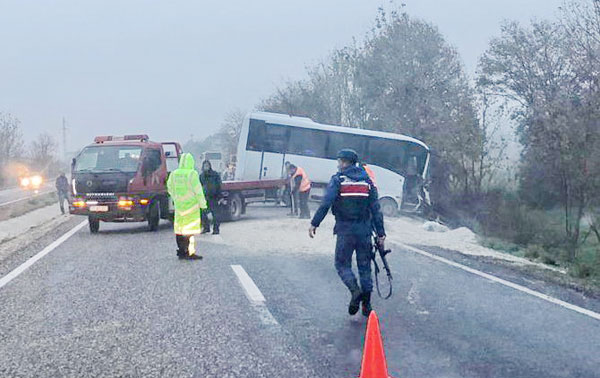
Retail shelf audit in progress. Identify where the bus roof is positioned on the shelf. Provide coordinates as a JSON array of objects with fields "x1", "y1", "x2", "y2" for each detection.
[{"x1": 247, "y1": 111, "x2": 429, "y2": 151}]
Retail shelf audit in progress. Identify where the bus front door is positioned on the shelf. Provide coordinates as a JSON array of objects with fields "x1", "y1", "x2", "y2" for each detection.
[{"x1": 258, "y1": 151, "x2": 285, "y2": 180}]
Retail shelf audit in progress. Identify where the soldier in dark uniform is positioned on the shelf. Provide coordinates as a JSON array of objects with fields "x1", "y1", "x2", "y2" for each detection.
[{"x1": 309, "y1": 149, "x2": 386, "y2": 316}]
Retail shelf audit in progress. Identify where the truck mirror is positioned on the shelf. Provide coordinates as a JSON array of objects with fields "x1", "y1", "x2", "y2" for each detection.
[{"x1": 71, "y1": 158, "x2": 76, "y2": 170}]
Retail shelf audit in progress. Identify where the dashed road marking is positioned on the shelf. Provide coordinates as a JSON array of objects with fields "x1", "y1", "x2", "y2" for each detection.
[
  {"x1": 0, "y1": 220, "x2": 87, "y2": 290},
  {"x1": 399, "y1": 243, "x2": 600, "y2": 321},
  {"x1": 231, "y1": 264, "x2": 279, "y2": 326}
]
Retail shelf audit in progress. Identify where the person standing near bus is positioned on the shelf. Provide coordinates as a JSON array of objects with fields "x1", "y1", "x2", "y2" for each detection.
[
  {"x1": 309, "y1": 149, "x2": 386, "y2": 316},
  {"x1": 200, "y1": 160, "x2": 222, "y2": 235},
  {"x1": 287, "y1": 163, "x2": 312, "y2": 219},
  {"x1": 166, "y1": 153, "x2": 207, "y2": 260}
]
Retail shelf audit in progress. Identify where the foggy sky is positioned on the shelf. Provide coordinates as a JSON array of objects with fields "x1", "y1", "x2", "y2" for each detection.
[{"x1": 0, "y1": 0, "x2": 561, "y2": 153}]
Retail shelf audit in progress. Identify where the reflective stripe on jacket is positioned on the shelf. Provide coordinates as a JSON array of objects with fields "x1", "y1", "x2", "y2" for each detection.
[
  {"x1": 292, "y1": 167, "x2": 311, "y2": 192},
  {"x1": 166, "y1": 153, "x2": 207, "y2": 235}
]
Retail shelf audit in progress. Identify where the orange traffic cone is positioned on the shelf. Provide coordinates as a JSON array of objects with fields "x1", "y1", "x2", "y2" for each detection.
[{"x1": 358, "y1": 311, "x2": 394, "y2": 378}]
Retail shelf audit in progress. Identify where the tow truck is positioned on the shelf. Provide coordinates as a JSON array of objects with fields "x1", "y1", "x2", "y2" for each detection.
[
  {"x1": 69, "y1": 135, "x2": 182, "y2": 233},
  {"x1": 70, "y1": 134, "x2": 286, "y2": 233}
]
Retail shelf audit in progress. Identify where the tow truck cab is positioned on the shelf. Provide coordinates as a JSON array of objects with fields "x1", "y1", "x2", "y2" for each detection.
[{"x1": 69, "y1": 135, "x2": 182, "y2": 233}]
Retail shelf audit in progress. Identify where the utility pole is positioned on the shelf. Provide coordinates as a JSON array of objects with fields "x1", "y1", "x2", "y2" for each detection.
[{"x1": 62, "y1": 117, "x2": 67, "y2": 164}]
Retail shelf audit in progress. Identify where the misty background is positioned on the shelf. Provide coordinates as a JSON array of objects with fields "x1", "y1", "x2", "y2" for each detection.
[
  {"x1": 2, "y1": 0, "x2": 600, "y2": 292},
  {"x1": 0, "y1": 0, "x2": 559, "y2": 150}
]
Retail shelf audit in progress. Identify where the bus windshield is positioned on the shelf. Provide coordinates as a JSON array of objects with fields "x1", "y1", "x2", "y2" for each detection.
[{"x1": 74, "y1": 146, "x2": 143, "y2": 173}]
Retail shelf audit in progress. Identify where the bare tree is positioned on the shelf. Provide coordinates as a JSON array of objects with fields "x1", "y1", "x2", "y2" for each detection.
[
  {"x1": 260, "y1": 10, "x2": 485, "y2": 202},
  {"x1": 0, "y1": 113, "x2": 24, "y2": 166},
  {"x1": 217, "y1": 109, "x2": 246, "y2": 164},
  {"x1": 0, "y1": 113, "x2": 25, "y2": 186},
  {"x1": 30, "y1": 133, "x2": 57, "y2": 171},
  {"x1": 478, "y1": 7, "x2": 600, "y2": 258}
]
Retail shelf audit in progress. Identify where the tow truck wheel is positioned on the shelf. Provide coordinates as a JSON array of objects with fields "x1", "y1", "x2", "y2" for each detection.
[
  {"x1": 228, "y1": 194, "x2": 242, "y2": 221},
  {"x1": 148, "y1": 201, "x2": 160, "y2": 231},
  {"x1": 89, "y1": 216, "x2": 100, "y2": 233},
  {"x1": 380, "y1": 197, "x2": 398, "y2": 218}
]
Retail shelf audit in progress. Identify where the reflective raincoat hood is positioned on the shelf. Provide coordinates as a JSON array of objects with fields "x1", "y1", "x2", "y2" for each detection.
[{"x1": 179, "y1": 153, "x2": 195, "y2": 170}]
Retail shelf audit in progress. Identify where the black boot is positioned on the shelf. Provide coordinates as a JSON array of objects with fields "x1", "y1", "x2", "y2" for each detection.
[
  {"x1": 185, "y1": 254, "x2": 203, "y2": 260},
  {"x1": 212, "y1": 226, "x2": 220, "y2": 235},
  {"x1": 177, "y1": 250, "x2": 186, "y2": 259},
  {"x1": 348, "y1": 288, "x2": 362, "y2": 315},
  {"x1": 201, "y1": 228, "x2": 210, "y2": 234},
  {"x1": 361, "y1": 292, "x2": 372, "y2": 317}
]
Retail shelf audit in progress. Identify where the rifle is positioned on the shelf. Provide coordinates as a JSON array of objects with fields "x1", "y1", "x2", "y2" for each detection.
[{"x1": 372, "y1": 232, "x2": 393, "y2": 299}]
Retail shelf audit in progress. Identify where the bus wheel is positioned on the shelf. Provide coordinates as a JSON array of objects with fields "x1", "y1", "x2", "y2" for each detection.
[
  {"x1": 148, "y1": 201, "x2": 160, "y2": 231},
  {"x1": 89, "y1": 216, "x2": 100, "y2": 233},
  {"x1": 228, "y1": 194, "x2": 242, "y2": 221},
  {"x1": 380, "y1": 197, "x2": 398, "y2": 218}
]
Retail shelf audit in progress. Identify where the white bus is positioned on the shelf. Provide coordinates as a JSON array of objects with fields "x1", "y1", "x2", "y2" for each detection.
[{"x1": 235, "y1": 111, "x2": 431, "y2": 216}]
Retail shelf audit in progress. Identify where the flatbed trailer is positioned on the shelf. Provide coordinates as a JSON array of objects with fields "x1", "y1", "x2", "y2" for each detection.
[{"x1": 219, "y1": 178, "x2": 287, "y2": 221}]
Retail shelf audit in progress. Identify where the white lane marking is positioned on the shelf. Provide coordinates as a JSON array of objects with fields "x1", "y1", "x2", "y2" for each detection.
[
  {"x1": 252, "y1": 303, "x2": 279, "y2": 326},
  {"x1": 0, "y1": 189, "x2": 56, "y2": 207},
  {"x1": 231, "y1": 264, "x2": 266, "y2": 303},
  {"x1": 399, "y1": 243, "x2": 600, "y2": 321},
  {"x1": 231, "y1": 264, "x2": 279, "y2": 326},
  {"x1": 0, "y1": 220, "x2": 87, "y2": 290}
]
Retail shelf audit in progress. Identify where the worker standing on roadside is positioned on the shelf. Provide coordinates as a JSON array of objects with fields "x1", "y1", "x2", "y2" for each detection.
[
  {"x1": 55, "y1": 172, "x2": 70, "y2": 214},
  {"x1": 309, "y1": 149, "x2": 385, "y2": 316},
  {"x1": 166, "y1": 153, "x2": 207, "y2": 260},
  {"x1": 200, "y1": 160, "x2": 222, "y2": 235},
  {"x1": 287, "y1": 163, "x2": 312, "y2": 219}
]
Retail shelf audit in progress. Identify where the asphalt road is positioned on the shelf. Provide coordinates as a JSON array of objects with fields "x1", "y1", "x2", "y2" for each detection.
[
  {"x1": 0, "y1": 184, "x2": 55, "y2": 207},
  {"x1": 1, "y1": 206, "x2": 599, "y2": 377}
]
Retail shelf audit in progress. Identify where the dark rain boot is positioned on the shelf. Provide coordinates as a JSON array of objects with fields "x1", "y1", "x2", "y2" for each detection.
[
  {"x1": 201, "y1": 228, "x2": 210, "y2": 234},
  {"x1": 185, "y1": 254, "x2": 203, "y2": 260},
  {"x1": 361, "y1": 292, "x2": 372, "y2": 317},
  {"x1": 348, "y1": 288, "x2": 362, "y2": 315}
]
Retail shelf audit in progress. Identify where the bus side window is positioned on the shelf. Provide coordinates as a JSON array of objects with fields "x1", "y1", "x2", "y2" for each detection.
[
  {"x1": 264, "y1": 123, "x2": 289, "y2": 153},
  {"x1": 246, "y1": 119, "x2": 290, "y2": 153},
  {"x1": 288, "y1": 127, "x2": 328, "y2": 158},
  {"x1": 366, "y1": 138, "x2": 406, "y2": 174},
  {"x1": 247, "y1": 119, "x2": 267, "y2": 151},
  {"x1": 327, "y1": 133, "x2": 368, "y2": 160}
]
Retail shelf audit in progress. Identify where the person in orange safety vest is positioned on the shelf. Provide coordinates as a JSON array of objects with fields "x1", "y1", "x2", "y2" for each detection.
[
  {"x1": 287, "y1": 163, "x2": 312, "y2": 219},
  {"x1": 361, "y1": 163, "x2": 377, "y2": 188}
]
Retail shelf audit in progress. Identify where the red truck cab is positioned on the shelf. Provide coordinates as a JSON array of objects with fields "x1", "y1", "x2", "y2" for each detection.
[{"x1": 69, "y1": 135, "x2": 181, "y2": 233}]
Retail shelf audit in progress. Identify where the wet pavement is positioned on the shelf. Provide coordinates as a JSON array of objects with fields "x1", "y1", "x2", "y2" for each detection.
[{"x1": 1, "y1": 206, "x2": 599, "y2": 377}]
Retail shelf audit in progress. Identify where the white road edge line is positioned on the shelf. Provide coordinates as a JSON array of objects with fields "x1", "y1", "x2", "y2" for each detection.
[
  {"x1": 399, "y1": 242, "x2": 600, "y2": 321},
  {"x1": 231, "y1": 264, "x2": 279, "y2": 326},
  {"x1": 0, "y1": 220, "x2": 87, "y2": 290}
]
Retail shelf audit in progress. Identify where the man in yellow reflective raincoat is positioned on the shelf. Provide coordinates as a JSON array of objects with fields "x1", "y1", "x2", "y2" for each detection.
[{"x1": 166, "y1": 153, "x2": 207, "y2": 260}]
